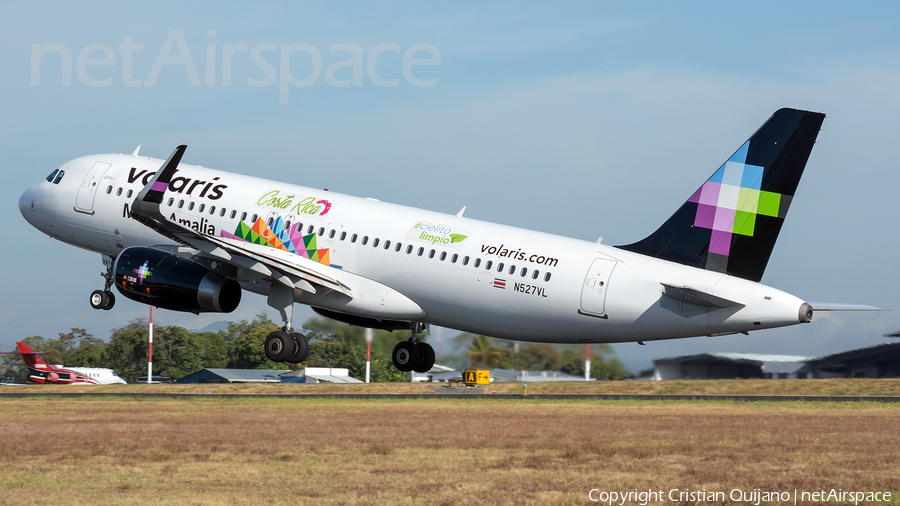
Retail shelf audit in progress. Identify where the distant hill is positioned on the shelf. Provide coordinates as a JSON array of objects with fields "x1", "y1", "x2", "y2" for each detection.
[{"x1": 192, "y1": 321, "x2": 231, "y2": 334}]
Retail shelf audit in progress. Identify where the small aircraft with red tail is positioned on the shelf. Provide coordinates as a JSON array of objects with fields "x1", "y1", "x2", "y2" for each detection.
[{"x1": 2, "y1": 342, "x2": 126, "y2": 385}]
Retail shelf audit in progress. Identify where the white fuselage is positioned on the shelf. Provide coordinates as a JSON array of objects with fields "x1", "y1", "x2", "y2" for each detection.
[{"x1": 20, "y1": 153, "x2": 809, "y2": 344}]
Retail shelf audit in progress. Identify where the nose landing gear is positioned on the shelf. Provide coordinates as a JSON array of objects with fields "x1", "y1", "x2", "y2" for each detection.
[
  {"x1": 90, "y1": 255, "x2": 116, "y2": 310},
  {"x1": 391, "y1": 323, "x2": 435, "y2": 373}
]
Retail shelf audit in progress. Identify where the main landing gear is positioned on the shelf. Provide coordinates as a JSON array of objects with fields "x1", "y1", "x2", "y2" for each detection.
[
  {"x1": 264, "y1": 329, "x2": 309, "y2": 363},
  {"x1": 392, "y1": 323, "x2": 435, "y2": 373},
  {"x1": 90, "y1": 255, "x2": 115, "y2": 310},
  {"x1": 263, "y1": 282, "x2": 309, "y2": 364}
]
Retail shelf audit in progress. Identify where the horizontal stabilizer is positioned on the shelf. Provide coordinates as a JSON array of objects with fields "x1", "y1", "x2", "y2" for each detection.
[
  {"x1": 808, "y1": 302, "x2": 884, "y2": 312},
  {"x1": 661, "y1": 284, "x2": 744, "y2": 309}
]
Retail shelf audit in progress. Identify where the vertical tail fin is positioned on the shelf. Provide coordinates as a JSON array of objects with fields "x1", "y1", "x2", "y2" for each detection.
[
  {"x1": 14, "y1": 342, "x2": 50, "y2": 370},
  {"x1": 617, "y1": 108, "x2": 825, "y2": 282}
]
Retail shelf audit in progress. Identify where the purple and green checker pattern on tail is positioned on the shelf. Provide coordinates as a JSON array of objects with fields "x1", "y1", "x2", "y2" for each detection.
[{"x1": 687, "y1": 141, "x2": 784, "y2": 257}]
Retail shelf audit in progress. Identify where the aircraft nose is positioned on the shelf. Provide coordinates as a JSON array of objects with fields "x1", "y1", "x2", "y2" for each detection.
[{"x1": 19, "y1": 182, "x2": 46, "y2": 226}]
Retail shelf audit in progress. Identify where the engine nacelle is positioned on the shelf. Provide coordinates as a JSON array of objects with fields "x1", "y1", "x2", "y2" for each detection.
[{"x1": 114, "y1": 247, "x2": 241, "y2": 313}]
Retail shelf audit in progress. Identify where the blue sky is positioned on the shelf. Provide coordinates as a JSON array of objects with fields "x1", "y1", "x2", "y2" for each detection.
[{"x1": 3, "y1": 2, "x2": 900, "y2": 372}]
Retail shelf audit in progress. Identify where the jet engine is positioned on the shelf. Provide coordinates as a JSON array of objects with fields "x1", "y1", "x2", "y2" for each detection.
[{"x1": 113, "y1": 247, "x2": 241, "y2": 313}]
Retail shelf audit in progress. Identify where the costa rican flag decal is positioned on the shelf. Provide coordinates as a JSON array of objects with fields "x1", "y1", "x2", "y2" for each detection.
[{"x1": 493, "y1": 278, "x2": 506, "y2": 289}]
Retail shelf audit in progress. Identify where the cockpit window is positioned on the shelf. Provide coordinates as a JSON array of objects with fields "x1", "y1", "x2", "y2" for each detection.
[
  {"x1": 46, "y1": 169, "x2": 59, "y2": 182},
  {"x1": 53, "y1": 170, "x2": 65, "y2": 184}
]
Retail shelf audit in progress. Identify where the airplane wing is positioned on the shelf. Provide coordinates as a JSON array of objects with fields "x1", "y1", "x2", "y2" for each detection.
[{"x1": 128, "y1": 145, "x2": 351, "y2": 298}]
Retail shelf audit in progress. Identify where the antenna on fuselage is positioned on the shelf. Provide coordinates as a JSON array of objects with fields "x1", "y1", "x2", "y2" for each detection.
[{"x1": 132, "y1": 145, "x2": 141, "y2": 157}]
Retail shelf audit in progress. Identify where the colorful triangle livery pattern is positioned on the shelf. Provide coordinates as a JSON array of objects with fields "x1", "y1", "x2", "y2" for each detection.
[{"x1": 220, "y1": 217, "x2": 335, "y2": 268}]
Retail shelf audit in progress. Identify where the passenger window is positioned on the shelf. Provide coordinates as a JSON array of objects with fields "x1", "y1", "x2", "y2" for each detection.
[
  {"x1": 318, "y1": 227, "x2": 325, "y2": 236},
  {"x1": 251, "y1": 213, "x2": 258, "y2": 222},
  {"x1": 497, "y1": 262, "x2": 504, "y2": 272},
  {"x1": 285, "y1": 221, "x2": 292, "y2": 230},
  {"x1": 210, "y1": 206, "x2": 216, "y2": 215},
  {"x1": 372, "y1": 238, "x2": 380, "y2": 248},
  {"x1": 308, "y1": 225, "x2": 314, "y2": 234},
  {"x1": 126, "y1": 189, "x2": 132, "y2": 198},
  {"x1": 116, "y1": 187, "x2": 123, "y2": 196},
  {"x1": 340, "y1": 231, "x2": 347, "y2": 241},
  {"x1": 395, "y1": 242, "x2": 402, "y2": 252},
  {"x1": 451, "y1": 254, "x2": 458, "y2": 263},
  {"x1": 220, "y1": 208, "x2": 226, "y2": 217},
  {"x1": 241, "y1": 212, "x2": 247, "y2": 221},
  {"x1": 189, "y1": 202, "x2": 195, "y2": 211},
  {"x1": 198, "y1": 203, "x2": 206, "y2": 213},
  {"x1": 407, "y1": 245, "x2": 413, "y2": 254},
  {"x1": 106, "y1": 185, "x2": 113, "y2": 194},
  {"x1": 351, "y1": 234, "x2": 358, "y2": 243},
  {"x1": 485, "y1": 260, "x2": 492, "y2": 270},
  {"x1": 329, "y1": 230, "x2": 336, "y2": 239},
  {"x1": 384, "y1": 240, "x2": 391, "y2": 250},
  {"x1": 474, "y1": 258, "x2": 481, "y2": 268},
  {"x1": 178, "y1": 199, "x2": 185, "y2": 209},
  {"x1": 362, "y1": 236, "x2": 369, "y2": 245},
  {"x1": 267, "y1": 217, "x2": 274, "y2": 227},
  {"x1": 417, "y1": 247, "x2": 424, "y2": 256},
  {"x1": 463, "y1": 256, "x2": 469, "y2": 265},
  {"x1": 46, "y1": 169, "x2": 59, "y2": 182},
  {"x1": 544, "y1": 272, "x2": 552, "y2": 282},
  {"x1": 429, "y1": 249, "x2": 436, "y2": 259},
  {"x1": 230, "y1": 210, "x2": 237, "y2": 219},
  {"x1": 509, "y1": 265, "x2": 516, "y2": 275},
  {"x1": 167, "y1": 198, "x2": 174, "y2": 206},
  {"x1": 520, "y1": 267, "x2": 527, "y2": 277},
  {"x1": 440, "y1": 252, "x2": 447, "y2": 261},
  {"x1": 297, "y1": 223, "x2": 303, "y2": 232}
]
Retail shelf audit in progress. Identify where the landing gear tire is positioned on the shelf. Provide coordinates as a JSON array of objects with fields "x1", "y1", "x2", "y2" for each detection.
[
  {"x1": 285, "y1": 332, "x2": 309, "y2": 364},
  {"x1": 413, "y1": 342, "x2": 435, "y2": 373},
  {"x1": 90, "y1": 290, "x2": 108, "y2": 310},
  {"x1": 102, "y1": 291, "x2": 115, "y2": 310},
  {"x1": 264, "y1": 331, "x2": 294, "y2": 362},
  {"x1": 392, "y1": 341, "x2": 421, "y2": 372}
]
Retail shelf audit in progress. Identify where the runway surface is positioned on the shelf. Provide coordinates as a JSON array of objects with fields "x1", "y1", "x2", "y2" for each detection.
[{"x1": 1, "y1": 392, "x2": 898, "y2": 402}]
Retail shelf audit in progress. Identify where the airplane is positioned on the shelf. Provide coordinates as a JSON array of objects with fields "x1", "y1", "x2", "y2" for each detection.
[
  {"x1": 18, "y1": 108, "x2": 877, "y2": 374},
  {"x1": 1, "y1": 342, "x2": 127, "y2": 385}
]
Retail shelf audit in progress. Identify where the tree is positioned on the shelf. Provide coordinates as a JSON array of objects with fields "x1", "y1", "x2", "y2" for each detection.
[
  {"x1": 464, "y1": 335, "x2": 504, "y2": 368},
  {"x1": 102, "y1": 327, "x2": 149, "y2": 382},
  {"x1": 300, "y1": 317, "x2": 419, "y2": 382},
  {"x1": 66, "y1": 344, "x2": 106, "y2": 368},
  {"x1": 230, "y1": 322, "x2": 288, "y2": 370}
]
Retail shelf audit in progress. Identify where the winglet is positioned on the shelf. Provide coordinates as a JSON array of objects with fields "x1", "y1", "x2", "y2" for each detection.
[{"x1": 133, "y1": 145, "x2": 186, "y2": 208}]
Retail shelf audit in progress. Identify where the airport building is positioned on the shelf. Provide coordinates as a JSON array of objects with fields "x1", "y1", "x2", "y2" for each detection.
[
  {"x1": 652, "y1": 353, "x2": 812, "y2": 380},
  {"x1": 806, "y1": 342, "x2": 900, "y2": 378},
  {"x1": 652, "y1": 341, "x2": 900, "y2": 380}
]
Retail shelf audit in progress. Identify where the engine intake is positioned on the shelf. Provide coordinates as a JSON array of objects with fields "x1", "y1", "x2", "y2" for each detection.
[{"x1": 114, "y1": 247, "x2": 241, "y2": 313}]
